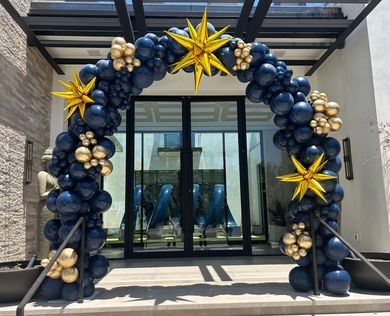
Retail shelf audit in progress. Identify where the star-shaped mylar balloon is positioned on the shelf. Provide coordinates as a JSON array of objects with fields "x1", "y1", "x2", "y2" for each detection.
[
  {"x1": 165, "y1": 8, "x2": 232, "y2": 93},
  {"x1": 277, "y1": 153, "x2": 337, "y2": 202},
  {"x1": 51, "y1": 70, "x2": 95, "y2": 121}
]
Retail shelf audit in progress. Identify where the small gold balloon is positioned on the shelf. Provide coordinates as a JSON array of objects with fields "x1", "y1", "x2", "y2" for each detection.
[
  {"x1": 313, "y1": 112, "x2": 326, "y2": 121},
  {"x1": 285, "y1": 245, "x2": 294, "y2": 256},
  {"x1": 323, "y1": 123, "x2": 331, "y2": 134},
  {"x1": 48, "y1": 250, "x2": 56, "y2": 260},
  {"x1": 56, "y1": 264, "x2": 63, "y2": 272},
  {"x1": 91, "y1": 159, "x2": 99, "y2": 167},
  {"x1": 41, "y1": 258, "x2": 50, "y2": 267},
  {"x1": 297, "y1": 222, "x2": 305, "y2": 230},
  {"x1": 75, "y1": 147, "x2": 92, "y2": 163},
  {"x1": 242, "y1": 47, "x2": 250, "y2": 57},
  {"x1": 232, "y1": 65, "x2": 238, "y2": 71},
  {"x1": 49, "y1": 269, "x2": 62, "y2": 279},
  {"x1": 90, "y1": 138, "x2": 98, "y2": 145},
  {"x1": 313, "y1": 99, "x2": 326, "y2": 113},
  {"x1": 291, "y1": 244, "x2": 299, "y2": 253},
  {"x1": 329, "y1": 117, "x2": 342, "y2": 131},
  {"x1": 310, "y1": 120, "x2": 318, "y2": 128},
  {"x1": 325, "y1": 102, "x2": 340, "y2": 117},
  {"x1": 100, "y1": 159, "x2": 113, "y2": 176},
  {"x1": 236, "y1": 57, "x2": 243, "y2": 65},
  {"x1": 318, "y1": 117, "x2": 327, "y2": 127},
  {"x1": 111, "y1": 44, "x2": 124, "y2": 59},
  {"x1": 245, "y1": 43, "x2": 252, "y2": 48},
  {"x1": 50, "y1": 261, "x2": 59, "y2": 271},
  {"x1": 319, "y1": 92, "x2": 328, "y2": 101},
  {"x1": 240, "y1": 62, "x2": 249, "y2": 70},
  {"x1": 92, "y1": 145, "x2": 108, "y2": 160},
  {"x1": 291, "y1": 224, "x2": 298, "y2": 230},
  {"x1": 126, "y1": 64, "x2": 134, "y2": 73},
  {"x1": 133, "y1": 58, "x2": 141, "y2": 67},
  {"x1": 298, "y1": 248, "x2": 307, "y2": 257},
  {"x1": 297, "y1": 234, "x2": 313, "y2": 250},
  {"x1": 58, "y1": 248, "x2": 78, "y2": 268},
  {"x1": 112, "y1": 37, "x2": 126, "y2": 46},
  {"x1": 125, "y1": 56, "x2": 133, "y2": 64},
  {"x1": 303, "y1": 231, "x2": 310, "y2": 236},
  {"x1": 245, "y1": 55, "x2": 253, "y2": 63},
  {"x1": 314, "y1": 126, "x2": 323, "y2": 135},
  {"x1": 237, "y1": 40, "x2": 245, "y2": 48},
  {"x1": 61, "y1": 267, "x2": 79, "y2": 284},
  {"x1": 84, "y1": 162, "x2": 92, "y2": 170},
  {"x1": 123, "y1": 42, "x2": 135, "y2": 57},
  {"x1": 113, "y1": 58, "x2": 126, "y2": 71},
  {"x1": 82, "y1": 139, "x2": 90, "y2": 147},
  {"x1": 294, "y1": 229, "x2": 302, "y2": 236},
  {"x1": 234, "y1": 48, "x2": 242, "y2": 57},
  {"x1": 312, "y1": 90, "x2": 320, "y2": 95},
  {"x1": 283, "y1": 232, "x2": 297, "y2": 245},
  {"x1": 86, "y1": 131, "x2": 94, "y2": 139},
  {"x1": 292, "y1": 253, "x2": 301, "y2": 261},
  {"x1": 79, "y1": 134, "x2": 86, "y2": 141}
]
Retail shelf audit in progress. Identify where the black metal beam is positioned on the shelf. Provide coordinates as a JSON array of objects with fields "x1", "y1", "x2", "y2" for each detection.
[
  {"x1": 132, "y1": 0, "x2": 147, "y2": 38},
  {"x1": 306, "y1": 0, "x2": 382, "y2": 76},
  {"x1": 113, "y1": 0, "x2": 135, "y2": 42},
  {"x1": 245, "y1": 0, "x2": 273, "y2": 42},
  {"x1": 0, "y1": 0, "x2": 64, "y2": 74},
  {"x1": 235, "y1": 0, "x2": 255, "y2": 38}
]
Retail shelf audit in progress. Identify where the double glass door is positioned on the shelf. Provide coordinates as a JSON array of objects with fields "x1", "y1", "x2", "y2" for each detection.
[{"x1": 129, "y1": 97, "x2": 248, "y2": 256}]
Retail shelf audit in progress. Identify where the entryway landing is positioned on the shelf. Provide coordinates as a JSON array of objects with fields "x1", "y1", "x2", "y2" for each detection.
[{"x1": 1, "y1": 256, "x2": 390, "y2": 316}]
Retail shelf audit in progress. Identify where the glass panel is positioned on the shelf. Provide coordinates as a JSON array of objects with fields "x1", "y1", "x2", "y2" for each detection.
[
  {"x1": 246, "y1": 102, "x2": 293, "y2": 255},
  {"x1": 191, "y1": 101, "x2": 243, "y2": 251},
  {"x1": 102, "y1": 112, "x2": 126, "y2": 259},
  {"x1": 134, "y1": 101, "x2": 184, "y2": 252}
]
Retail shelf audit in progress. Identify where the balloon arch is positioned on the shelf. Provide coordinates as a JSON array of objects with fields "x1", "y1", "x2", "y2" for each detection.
[{"x1": 43, "y1": 9, "x2": 350, "y2": 301}]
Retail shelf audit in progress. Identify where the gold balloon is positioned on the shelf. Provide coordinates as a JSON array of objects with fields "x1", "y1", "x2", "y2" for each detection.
[
  {"x1": 79, "y1": 134, "x2": 86, "y2": 141},
  {"x1": 322, "y1": 122, "x2": 331, "y2": 134},
  {"x1": 245, "y1": 55, "x2": 253, "y2": 63},
  {"x1": 232, "y1": 65, "x2": 238, "y2": 71},
  {"x1": 48, "y1": 250, "x2": 56, "y2": 260},
  {"x1": 125, "y1": 56, "x2": 133, "y2": 64},
  {"x1": 56, "y1": 264, "x2": 63, "y2": 272},
  {"x1": 310, "y1": 94, "x2": 319, "y2": 103},
  {"x1": 329, "y1": 117, "x2": 342, "y2": 131},
  {"x1": 298, "y1": 248, "x2": 307, "y2": 257},
  {"x1": 325, "y1": 102, "x2": 340, "y2": 117},
  {"x1": 285, "y1": 245, "x2": 294, "y2": 256},
  {"x1": 100, "y1": 159, "x2": 113, "y2": 176},
  {"x1": 91, "y1": 159, "x2": 99, "y2": 167},
  {"x1": 124, "y1": 43, "x2": 135, "y2": 57},
  {"x1": 57, "y1": 248, "x2": 78, "y2": 268},
  {"x1": 84, "y1": 162, "x2": 92, "y2": 170},
  {"x1": 292, "y1": 253, "x2": 301, "y2": 261},
  {"x1": 112, "y1": 37, "x2": 126, "y2": 46},
  {"x1": 113, "y1": 58, "x2": 126, "y2": 71},
  {"x1": 318, "y1": 117, "x2": 327, "y2": 127},
  {"x1": 61, "y1": 267, "x2": 79, "y2": 284},
  {"x1": 313, "y1": 112, "x2": 326, "y2": 121},
  {"x1": 283, "y1": 232, "x2": 296, "y2": 245},
  {"x1": 294, "y1": 229, "x2": 302, "y2": 236},
  {"x1": 133, "y1": 58, "x2": 141, "y2": 67},
  {"x1": 236, "y1": 57, "x2": 243, "y2": 65},
  {"x1": 50, "y1": 261, "x2": 59, "y2": 271},
  {"x1": 297, "y1": 235, "x2": 313, "y2": 250},
  {"x1": 126, "y1": 64, "x2": 134, "y2": 73},
  {"x1": 41, "y1": 258, "x2": 50, "y2": 267},
  {"x1": 234, "y1": 48, "x2": 242, "y2": 57},
  {"x1": 319, "y1": 92, "x2": 328, "y2": 101},
  {"x1": 297, "y1": 222, "x2": 305, "y2": 230},
  {"x1": 237, "y1": 41, "x2": 245, "y2": 49},
  {"x1": 314, "y1": 126, "x2": 323, "y2": 135},
  {"x1": 240, "y1": 62, "x2": 249, "y2": 70},
  {"x1": 90, "y1": 138, "x2": 98, "y2": 145},
  {"x1": 82, "y1": 139, "x2": 91, "y2": 147},
  {"x1": 245, "y1": 43, "x2": 252, "y2": 48},
  {"x1": 313, "y1": 99, "x2": 326, "y2": 113},
  {"x1": 310, "y1": 120, "x2": 318, "y2": 128},
  {"x1": 242, "y1": 47, "x2": 250, "y2": 57},
  {"x1": 92, "y1": 145, "x2": 108, "y2": 160},
  {"x1": 291, "y1": 244, "x2": 299, "y2": 253},
  {"x1": 291, "y1": 223, "x2": 298, "y2": 230},
  {"x1": 111, "y1": 44, "x2": 123, "y2": 59},
  {"x1": 75, "y1": 147, "x2": 92, "y2": 163},
  {"x1": 86, "y1": 131, "x2": 95, "y2": 139},
  {"x1": 49, "y1": 269, "x2": 62, "y2": 279}
]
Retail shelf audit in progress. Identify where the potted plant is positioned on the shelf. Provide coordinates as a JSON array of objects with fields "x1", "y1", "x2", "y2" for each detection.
[
  {"x1": 0, "y1": 258, "x2": 42, "y2": 303},
  {"x1": 268, "y1": 200, "x2": 287, "y2": 248}
]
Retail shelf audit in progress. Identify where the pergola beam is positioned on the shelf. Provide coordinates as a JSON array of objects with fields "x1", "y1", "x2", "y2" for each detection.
[
  {"x1": 245, "y1": 0, "x2": 274, "y2": 42},
  {"x1": 113, "y1": 0, "x2": 135, "y2": 42},
  {"x1": 132, "y1": 0, "x2": 147, "y2": 38},
  {"x1": 235, "y1": 0, "x2": 255, "y2": 38},
  {"x1": 305, "y1": 0, "x2": 382, "y2": 76},
  {"x1": 0, "y1": 0, "x2": 64, "y2": 74}
]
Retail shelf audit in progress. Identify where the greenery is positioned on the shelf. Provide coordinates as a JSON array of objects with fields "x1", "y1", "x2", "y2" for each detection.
[{"x1": 268, "y1": 200, "x2": 287, "y2": 227}]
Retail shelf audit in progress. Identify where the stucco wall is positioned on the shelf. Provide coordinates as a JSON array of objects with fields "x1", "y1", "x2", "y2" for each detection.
[{"x1": 0, "y1": 0, "x2": 53, "y2": 261}]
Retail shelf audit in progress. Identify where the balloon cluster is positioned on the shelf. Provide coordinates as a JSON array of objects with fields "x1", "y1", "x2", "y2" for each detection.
[
  {"x1": 75, "y1": 131, "x2": 113, "y2": 176},
  {"x1": 110, "y1": 37, "x2": 141, "y2": 72},
  {"x1": 41, "y1": 248, "x2": 78, "y2": 283},
  {"x1": 233, "y1": 40, "x2": 253, "y2": 71},
  {"x1": 309, "y1": 90, "x2": 343, "y2": 135},
  {"x1": 282, "y1": 222, "x2": 312, "y2": 261}
]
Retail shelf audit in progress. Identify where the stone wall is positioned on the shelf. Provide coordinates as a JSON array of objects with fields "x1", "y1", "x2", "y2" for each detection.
[{"x1": 0, "y1": 0, "x2": 53, "y2": 261}]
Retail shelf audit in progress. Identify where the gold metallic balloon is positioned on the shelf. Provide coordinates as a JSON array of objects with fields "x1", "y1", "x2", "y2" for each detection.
[
  {"x1": 319, "y1": 92, "x2": 328, "y2": 101},
  {"x1": 329, "y1": 117, "x2": 342, "y2": 131},
  {"x1": 318, "y1": 117, "x2": 327, "y2": 127},
  {"x1": 285, "y1": 245, "x2": 294, "y2": 256},
  {"x1": 112, "y1": 37, "x2": 126, "y2": 46},
  {"x1": 297, "y1": 222, "x2": 305, "y2": 230},
  {"x1": 240, "y1": 62, "x2": 249, "y2": 70},
  {"x1": 298, "y1": 248, "x2": 307, "y2": 257},
  {"x1": 41, "y1": 258, "x2": 50, "y2": 267},
  {"x1": 113, "y1": 58, "x2": 126, "y2": 71},
  {"x1": 291, "y1": 244, "x2": 299, "y2": 253},
  {"x1": 325, "y1": 102, "x2": 340, "y2": 117},
  {"x1": 82, "y1": 139, "x2": 91, "y2": 147},
  {"x1": 309, "y1": 120, "x2": 318, "y2": 128},
  {"x1": 125, "y1": 56, "x2": 133, "y2": 64},
  {"x1": 126, "y1": 64, "x2": 134, "y2": 72},
  {"x1": 237, "y1": 41, "x2": 245, "y2": 49},
  {"x1": 297, "y1": 235, "x2": 313, "y2": 250},
  {"x1": 294, "y1": 229, "x2": 302, "y2": 236},
  {"x1": 291, "y1": 224, "x2": 298, "y2": 230},
  {"x1": 92, "y1": 145, "x2": 108, "y2": 160},
  {"x1": 232, "y1": 65, "x2": 238, "y2": 71},
  {"x1": 313, "y1": 112, "x2": 326, "y2": 121},
  {"x1": 56, "y1": 264, "x2": 63, "y2": 272},
  {"x1": 79, "y1": 134, "x2": 86, "y2": 141},
  {"x1": 310, "y1": 94, "x2": 319, "y2": 103},
  {"x1": 61, "y1": 267, "x2": 79, "y2": 284},
  {"x1": 86, "y1": 131, "x2": 95, "y2": 139},
  {"x1": 111, "y1": 44, "x2": 123, "y2": 59},
  {"x1": 48, "y1": 250, "x2": 56, "y2": 260},
  {"x1": 292, "y1": 253, "x2": 301, "y2": 261},
  {"x1": 100, "y1": 159, "x2": 113, "y2": 176},
  {"x1": 91, "y1": 159, "x2": 98, "y2": 167},
  {"x1": 245, "y1": 55, "x2": 253, "y2": 63},
  {"x1": 75, "y1": 147, "x2": 92, "y2": 163},
  {"x1": 283, "y1": 232, "x2": 297, "y2": 245},
  {"x1": 84, "y1": 162, "x2": 92, "y2": 170},
  {"x1": 245, "y1": 43, "x2": 252, "y2": 48},
  {"x1": 49, "y1": 269, "x2": 62, "y2": 279},
  {"x1": 133, "y1": 58, "x2": 141, "y2": 67},
  {"x1": 234, "y1": 48, "x2": 241, "y2": 57},
  {"x1": 322, "y1": 122, "x2": 331, "y2": 134},
  {"x1": 57, "y1": 248, "x2": 78, "y2": 268},
  {"x1": 236, "y1": 57, "x2": 243, "y2": 65},
  {"x1": 242, "y1": 47, "x2": 250, "y2": 57},
  {"x1": 124, "y1": 43, "x2": 135, "y2": 57},
  {"x1": 90, "y1": 138, "x2": 98, "y2": 145},
  {"x1": 313, "y1": 99, "x2": 326, "y2": 113},
  {"x1": 314, "y1": 126, "x2": 323, "y2": 135}
]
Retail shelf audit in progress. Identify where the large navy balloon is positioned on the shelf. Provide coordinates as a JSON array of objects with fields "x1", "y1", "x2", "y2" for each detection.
[
  {"x1": 324, "y1": 237, "x2": 350, "y2": 261},
  {"x1": 323, "y1": 269, "x2": 351, "y2": 294},
  {"x1": 88, "y1": 255, "x2": 110, "y2": 279},
  {"x1": 86, "y1": 227, "x2": 106, "y2": 252},
  {"x1": 295, "y1": 76, "x2": 311, "y2": 96},
  {"x1": 320, "y1": 170, "x2": 338, "y2": 191},
  {"x1": 167, "y1": 28, "x2": 189, "y2": 55},
  {"x1": 40, "y1": 278, "x2": 64, "y2": 300},
  {"x1": 62, "y1": 283, "x2": 79, "y2": 301},
  {"x1": 58, "y1": 174, "x2": 75, "y2": 190},
  {"x1": 321, "y1": 137, "x2": 341, "y2": 159},
  {"x1": 218, "y1": 47, "x2": 237, "y2": 74},
  {"x1": 56, "y1": 132, "x2": 76, "y2": 152},
  {"x1": 135, "y1": 36, "x2": 156, "y2": 61},
  {"x1": 56, "y1": 191, "x2": 82, "y2": 215},
  {"x1": 43, "y1": 219, "x2": 61, "y2": 241},
  {"x1": 245, "y1": 81, "x2": 265, "y2": 103},
  {"x1": 255, "y1": 63, "x2": 276, "y2": 86},
  {"x1": 327, "y1": 203, "x2": 340, "y2": 220},
  {"x1": 96, "y1": 59, "x2": 116, "y2": 81},
  {"x1": 332, "y1": 184, "x2": 344, "y2": 202},
  {"x1": 90, "y1": 190, "x2": 112, "y2": 213},
  {"x1": 289, "y1": 102, "x2": 313, "y2": 125},
  {"x1": 270, "y1": 92, "x2": 294, "y2": 115},
  {"x1": 46, "y1": 189, "x2": 60, "y2": 213},
  {"x1": 325, "y1": 157, "x2": 342, "y2": 173},
  {"x1": 289, "y1": 267, "x2": 313, "y2": 292},
  {"x1": 85, "y1": 104, "x2": 108, "y2": 131},
  {"x1": 79, "y1": 64, "x2": 98, "y2": 85},
  {"x1": 59, "y1": 223, "x2": 81, "y2": 243},
  {"x1": 91, "y1": 90, "x2": 108, "y2": 106},
  {"x1": 250, "y1": 42, "x2": 269, "y2": 66},
  {"x1": 75, "y1": 181, "x2": 98, "y2": 201},
  {"x1": 133, "y1": 65, "x2": 154, "y2": 89},
  {"x1": 69, "y1": 162, "x2": 88, "y2": 180},
  {"x1": 293, "y1": 126, "x2": 313, "y2": 144}
]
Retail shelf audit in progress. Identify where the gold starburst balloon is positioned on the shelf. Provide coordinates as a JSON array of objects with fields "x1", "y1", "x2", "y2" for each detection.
[
  {"x1": 165, "y1": 8, "x2": 232, "y2": 93},
  {"x1": 51, "y1": 70, "x2": 96, "y2": 121},
  {"x1": 277, "y1": 153, "x2": 337, "y2": 202}
]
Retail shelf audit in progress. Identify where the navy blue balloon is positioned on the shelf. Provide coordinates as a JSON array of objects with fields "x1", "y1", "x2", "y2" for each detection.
[
  {"x1": 322, "y1": 137, "x2": 341, "y2": 159},
  {"x1": 47, "y1": 160, "x2": 62, "y2": 177},
  {"x1": 135, "y1": 37, "x2": 156, "y2": 61},
  {"x1": 155, "y1": 44, "x2": 166, "y2": 59},
  {"x1": 86, "y1": 227, "x2": 106, "y2": 252},
  {"x1": 69, "y1": 162, "x2": 87, "y2": 180},
  {"x1": 85, "y1": 104, "x2": 108, "y2": 131},
  {"x1": 159, "y1": 35, "x2": 169, "y2": 48},
  {"x1": 79, "y1": 64, "x2": 98, "y2": 85},
  {"x1": 167, "y1": 29, "x2": 189, "y2": 55},
  {"x1": 319, "y1": 220, "x2": 338, "y2": 238},
  {"x1": 332, "y1": 184, "x2": 344, "y2": 202},
  {"x1": 287, "y1": 142, "x2": 303, "y2": 156},
  {"x1": 316, "y1": 233, "x2": 324, "y2": 248},
  {"x1": 196, "y1": 21, "x2": 216, "y2": 35},
  {"x1": 324, "y1": 237, "x2": 350, "y2": 261},
  {"x1": 46, "y1": 189, "x2": 60, "y2": 213},
  {"x1": 237, "y1": 67, "x2": 256, "y2": 83},
  {"x1": 218, "y1": 47, "x2": 237, "y2": 74},
  {"x1": 274, "y1": 115, "x2": 289, "y2": 128},
  {"x1": 145, "y1": 32, "x2": 159, "y2": 45},
  {"x1": 40, "y1": 277, "x2": 64, "y2": 300},
  {"x1": 97, "y1": 80, "x2": 110, "y2": 93},
  {"x1": 270, "y1": 92, "x2": 294, "y2": 115},
  {"x1": 90, "y1": 190, "x2": 112, "y2": 213},
  {"x1": 245, "y1": 81, "x2": 265, "y2": 103},
  {"x1": 58, "y1": 174, "x2": 75, "y2": 190},
  {"x1": 325, "y1": 157, "x2": 342, "y2": 173},
  {"x1": 295, "y1": 255, "x2": 311, "y2": 267},
  {"x1": 289, "y1": 101, "x2": 313, "y2": 125},
  {"x1": 56, "y1": 190, "x2": 82, "y2": 215},
  {"x1": 91, "y1": 89, "x2": 108, "y2": 106},
  {"x1": 250, "y1": 42, "x2": 269, "y2": 66},
  {"x1": 84, "y1": 282, "x2": 95, "y2": 298},
  {"x1": 264, "y1": 53, "x2": 278, "y2": 66},
  {"x1": 79, "y1": 201, "x2": 91, "y2": 215},
  {"x1": 304, "y1": 145, "x2": 324, "y2": 165},
  {"x1": 294, "y1": 92, "x2": 306, "y2": 103},
  {"x1": 59, "y1": 223, "x2": 81, "y2": 244},
  {"x1": 75, "y1": 181, "x2": 98, "y2": 201},
  {"x1": 56, "y1": 132, "x2": 76, "y2": 152},
  {"x1": 62, "y1": 283, "x2": 79, "y2": 301},
  {"x1": 313, "y1": 248, "x2": 327, "y2": 265},
  {"x1": 43, "y1": 219, "x2": 61, "y2": 241},
  {"x1": 289, "y1": 267, "x2": 313, "y2": 292},
  {"x1": 133, "y1": 65, "x2": 154, "y2": 89},
  {"x1": 287, "y1": 200, "x2": 300, "y2": 218},
  {"x1": 89, "y1": 255, "x2": 110, "y2": 279},
  {"x1": 293, "y1": 126, "x2": 313, "y2": 144},
  {"x1": 327, "y1": 203, "x2": 340, "y2": 220},
  {"x1": 153, "y1": 63, "x2": 167, "y2": 81},
  {"x1": 255, "y1": 63, "x2": 276, "y2": 86},
  {"x1": 320, "y1": 170, "x2": 338, "y2": 191},
  {"x1": 295, "y1": 76, "x2": 311, "y2": 96},
  {"x1": 273, "y1": 130, "x2": 288, "y2": 150},
  {"x1": 323, "y1": 270, "x2": 351, "y2": 295},
  {"x1": 314, "y1": 192, "x2": 333, "y2": 207},
  {"x1": 96, "y1": 59, "x2": 116, "y2": 81},
  {"x1": 98, "y1": 137, "x2": 115, "y2": 159},
  {"x1": 300, "y1": 196, "x2": 315, "y2": 211},
  {"x1": 286, "y1": 79, "x2": 299, "y2": 94}
]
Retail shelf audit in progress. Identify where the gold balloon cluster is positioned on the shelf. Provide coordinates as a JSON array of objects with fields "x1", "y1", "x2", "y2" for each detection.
[
  {"x1": 111, "y1": 37, "x2": 141, "y2": 72},
  {"x1": 232, "y1": 40, "x2": 253, "y2": 71},
  {"x1": 282, "y1": 222, "x2": 313, "y2": 261},
  {"x1": 41, "y1": 248, "x2": 79, "y2": 283},
  {"x1": 75, "y1": 131, "x2": 113, "y2": 176},
  {"x1": 309, "y1": 90, "x2": 343, "y2": 135}
]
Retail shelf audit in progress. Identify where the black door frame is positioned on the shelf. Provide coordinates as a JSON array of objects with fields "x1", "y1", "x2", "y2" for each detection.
[{"x1": 124, "y1": 95, "x2": 252, "y2": 259}]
